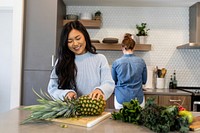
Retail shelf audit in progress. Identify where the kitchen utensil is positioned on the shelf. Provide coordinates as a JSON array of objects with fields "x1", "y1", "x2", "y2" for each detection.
[
  {"x1": 51, "y1": 112, "x2": 111, "y2": 128},
  {"x1": 156, "y1": 78, "x2": 165, "y2": 89},
  {"x1": 157, "y1": 69, "x2": 162, "y2": 78},
  {"x1": 160, "y1": 68, "x2": 167, "y2": 78}
]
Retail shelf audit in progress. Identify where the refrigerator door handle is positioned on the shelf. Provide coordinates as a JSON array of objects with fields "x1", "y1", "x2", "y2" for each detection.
[{"x1": 52, "y1": 55, "x2": 55, "y2": 67}]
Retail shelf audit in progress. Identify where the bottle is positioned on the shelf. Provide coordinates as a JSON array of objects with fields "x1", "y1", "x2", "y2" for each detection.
[
  {"x1": 173, "y1": 70, "x2": 177, "y2": 89},
  {"x1": 169, "y1": 75, "x2": 173, "y2": 89}
]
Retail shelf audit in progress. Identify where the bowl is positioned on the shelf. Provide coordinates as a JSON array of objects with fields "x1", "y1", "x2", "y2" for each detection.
[{"x1": 65, "y1": 14, "x2": 78, "y2": 20}]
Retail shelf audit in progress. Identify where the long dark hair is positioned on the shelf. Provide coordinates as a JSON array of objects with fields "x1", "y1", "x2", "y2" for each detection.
[{"x1": 56, "y1": 21, "x2": 97, "y2": 90}]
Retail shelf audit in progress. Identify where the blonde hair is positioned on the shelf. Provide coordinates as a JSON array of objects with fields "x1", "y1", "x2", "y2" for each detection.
[{"x1": 121, "y1": 33, "x2": 135, "y2": 50}]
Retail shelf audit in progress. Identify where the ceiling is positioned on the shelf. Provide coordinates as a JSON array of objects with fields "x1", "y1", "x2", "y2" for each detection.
[{"x1": 63, "y1": 0, "x2": 200, "y2": 7}]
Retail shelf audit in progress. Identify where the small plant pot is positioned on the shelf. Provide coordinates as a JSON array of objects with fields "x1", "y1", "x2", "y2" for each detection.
[
  {"x1": 94, "y1": 16, "x2": 102, "y2": 20},
  {"x1": 138, "y1": 36, "x2": 147, "y2": 44}
]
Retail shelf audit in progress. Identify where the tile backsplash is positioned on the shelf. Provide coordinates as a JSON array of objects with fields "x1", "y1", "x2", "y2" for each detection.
[{"x1": 67, "y1": 6, "x2": 200, "y2": 87}]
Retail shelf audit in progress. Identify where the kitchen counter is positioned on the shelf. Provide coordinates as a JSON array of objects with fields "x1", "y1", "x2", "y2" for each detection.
[
  {"x1": 144, "y1": 88, "x2": 192, "y2": 96},
  {"x1": 0, "y1": 107, "x2": 199, "y2": 133}
]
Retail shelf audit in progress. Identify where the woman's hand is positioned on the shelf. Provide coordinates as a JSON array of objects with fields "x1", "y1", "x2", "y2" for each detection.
[
  {"x1": 89, "y1": 88, "x2": 105, "y2": 100},
  {"x1": 65, "y1": 91, "x2": 77, "y2": 100}
]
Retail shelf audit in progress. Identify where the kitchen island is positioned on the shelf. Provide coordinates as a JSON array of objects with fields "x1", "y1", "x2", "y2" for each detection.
[{"x1": 0, "y1": 107, "x2": 199, "y2": 133}]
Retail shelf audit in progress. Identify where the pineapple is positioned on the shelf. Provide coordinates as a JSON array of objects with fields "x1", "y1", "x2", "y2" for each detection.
[{"x1": 21, "y1": 89, "x2": 106, "y2": 124}]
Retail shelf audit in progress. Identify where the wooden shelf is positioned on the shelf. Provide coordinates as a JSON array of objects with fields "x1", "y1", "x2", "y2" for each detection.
[
  {"x1": 92, "y1": 43, "x2": 151, "y2": 51},
  {"x1": 63, "y1": 20, "x2": 101, "y2": 29}
]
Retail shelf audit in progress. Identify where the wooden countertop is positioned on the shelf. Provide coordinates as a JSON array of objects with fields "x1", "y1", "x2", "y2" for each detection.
[
  {"x1": 0, "y1": 107, "x2": 199, "y2": 133},
  {"x1": 144, "y1": 88, "x2": 192, "y2": 96}
]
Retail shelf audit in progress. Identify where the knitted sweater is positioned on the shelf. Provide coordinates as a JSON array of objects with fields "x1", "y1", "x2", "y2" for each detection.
[{"x1": 48, "y1": 52, "x2": 115, "y2": 100}]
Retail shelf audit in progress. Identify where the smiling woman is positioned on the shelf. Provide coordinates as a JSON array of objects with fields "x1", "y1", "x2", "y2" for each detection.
[
  {"x1": 47, "y1": 20, "x2": 115, "y2": 102},
  {"x1": 67, "y1": 29, "x2": 87, "y2": 55}
]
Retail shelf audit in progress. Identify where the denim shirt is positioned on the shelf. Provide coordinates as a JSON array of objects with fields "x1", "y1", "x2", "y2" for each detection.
[{"x1": 111, "y1": 54, "x2": 147, "y2": 104}]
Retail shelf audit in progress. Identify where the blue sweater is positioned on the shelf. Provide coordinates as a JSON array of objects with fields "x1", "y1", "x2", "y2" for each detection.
[
  {"x1": 48, "y1": 52, "x2": 115, "y2": 100},
  {"x1": 111, "y1": 54, "x2": 147, "y2": 104}
]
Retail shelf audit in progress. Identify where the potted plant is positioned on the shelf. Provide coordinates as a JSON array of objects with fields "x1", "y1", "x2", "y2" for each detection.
[
  {"x1": 136, "y1": 23, "x2": 150, "y2": 44},
  {"x1": 94, "y1": 10, "x2": 102, "y2": 20}
]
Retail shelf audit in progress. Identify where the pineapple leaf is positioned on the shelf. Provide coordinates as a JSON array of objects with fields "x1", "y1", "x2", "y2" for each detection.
[
  {"x1": 21, "y1": 89, "x2": 106, "y2": 124},
  {"x1": 32, "y1": 88, "x2": 44, "y2": 100},
  {"x1": 44, "y1": 91, "x2": 53, "y2": 100}
]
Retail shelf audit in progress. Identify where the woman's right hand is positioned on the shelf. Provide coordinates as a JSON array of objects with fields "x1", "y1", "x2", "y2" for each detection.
[{"x1": 65, "y1": 92, "x2": 77, "y2": 100}]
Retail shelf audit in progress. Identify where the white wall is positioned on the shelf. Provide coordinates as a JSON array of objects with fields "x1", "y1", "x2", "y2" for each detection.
[
  {"x1": 0, "y1": 10, "x2": 12, "y2": 113},
  {"x1": 67, "y1": 6, "x2": 200, "y2": 87},
  {"x1": 0, "y1": 0, "x2": 23, "y2": 113},
  {"x1": 10, "y1": 0, "x2": 24, "y2": 110},
  {"x1": 0, "y1": 0, "x2": 13, "y2": 9}
]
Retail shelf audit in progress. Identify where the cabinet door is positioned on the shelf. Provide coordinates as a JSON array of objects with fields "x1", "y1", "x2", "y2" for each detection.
[
  {"x1": 159, "y1": 95, "x2": 191, "y2": 111},
  {"x1": 22, "y1": 70, "x2": 51, "y2": 105},
  {"x1": 145, "y1": 95, "x2": 159, "y2": 104},
  {"x1": 23, "y1": 0, "x2": 65, "y2": 70},
  {"x1": 22, "y1": 0, "x2": 66, "y2": 105}
]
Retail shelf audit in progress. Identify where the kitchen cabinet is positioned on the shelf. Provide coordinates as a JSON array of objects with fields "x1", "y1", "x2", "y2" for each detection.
[
  {"x1": 159, "y1": 95, "x2": 191, "y2": 111},
  {"x1": 106, "y1": 93, "x2": 114, "y2": 109},
  {"x1": 63, "y1": 19, "x2": 101, "y2": 29},
  {"x1": 145, "y1": 94, "x2": 191, "y2": 111},
  {"x1": 145, "y1": 95, "x2": 159, "y2": 104},
  {"x1": 22, "y1": 0, "x2": 66, "y2": 105},
  {"x1": 93, "y1": 43, "x2": 151, "y2": 51}
]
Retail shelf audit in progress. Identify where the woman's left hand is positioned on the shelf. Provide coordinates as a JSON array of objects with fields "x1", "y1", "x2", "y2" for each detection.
[{"x1": 89, "y1": 88, "x2": 105, "y2": 100}]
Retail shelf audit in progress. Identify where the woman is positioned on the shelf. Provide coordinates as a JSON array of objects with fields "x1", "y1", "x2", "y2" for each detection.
[
  {"x1": 111, "y1": 33, "x2": 147, "y2": 109},
  {"x1": 48, "y1": 21, "x2": 114, "y2": 101}
]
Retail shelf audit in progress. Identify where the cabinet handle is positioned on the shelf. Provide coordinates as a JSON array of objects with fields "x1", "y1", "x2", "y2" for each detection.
[
  {"x1": 169, "y1": 99, "x2": 181, "y2": 102},
  {"x1": 51, "y1": 55, "x2": 55, "y2": 67}
]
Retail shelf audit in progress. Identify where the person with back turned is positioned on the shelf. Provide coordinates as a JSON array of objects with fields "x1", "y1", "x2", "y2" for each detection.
[{"x1": 111, "y1": 33, "x2": 147, "y2": 109}]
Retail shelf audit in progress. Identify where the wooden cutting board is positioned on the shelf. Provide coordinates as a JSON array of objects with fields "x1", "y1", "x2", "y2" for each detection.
[
  {"x1": 190, "y1": 121, "x2": 200, "y2": 131},
  {"x1": 51, "y1": 112, "x2": 111, "y2": 128},
  {"x1": 190, "y1": 116, "x2": 200, "y2": 131}
]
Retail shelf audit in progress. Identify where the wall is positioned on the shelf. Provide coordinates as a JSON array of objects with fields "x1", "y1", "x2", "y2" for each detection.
[
  {"x1": 67, "y1": 6, "x2": 200, "y2": 87},
  {"x1": 0, "y1": 0, "x2": 13, "y2": 8},
  {"x1": 0, "y1": 0, "x2": 23, "y2": 113},
  {"x1": 0, "y1": 9, "x2": 12, "y2": 113}
]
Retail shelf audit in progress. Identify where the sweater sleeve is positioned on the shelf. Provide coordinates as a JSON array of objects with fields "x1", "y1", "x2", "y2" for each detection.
[
  {"x1": 94, "y1": 55, "x2": 115, "y2": 100},
  {"x1": 47, "y1": 64, "x2": 76, "y2": 100}
]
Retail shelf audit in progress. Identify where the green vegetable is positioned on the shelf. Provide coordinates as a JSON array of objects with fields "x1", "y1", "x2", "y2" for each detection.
[
  {"x1": 171, "y1": 116, "x2": 189, "y2": 133},
  {"x1": 111, "y1": 99, "x2": 142, "y2": 123},
  {"x1": 138, "y1": 97, "x2": 189, "y2": 133},
  {"x1": 111, "y1": 97, "x2": 190, "y2": 133}
]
